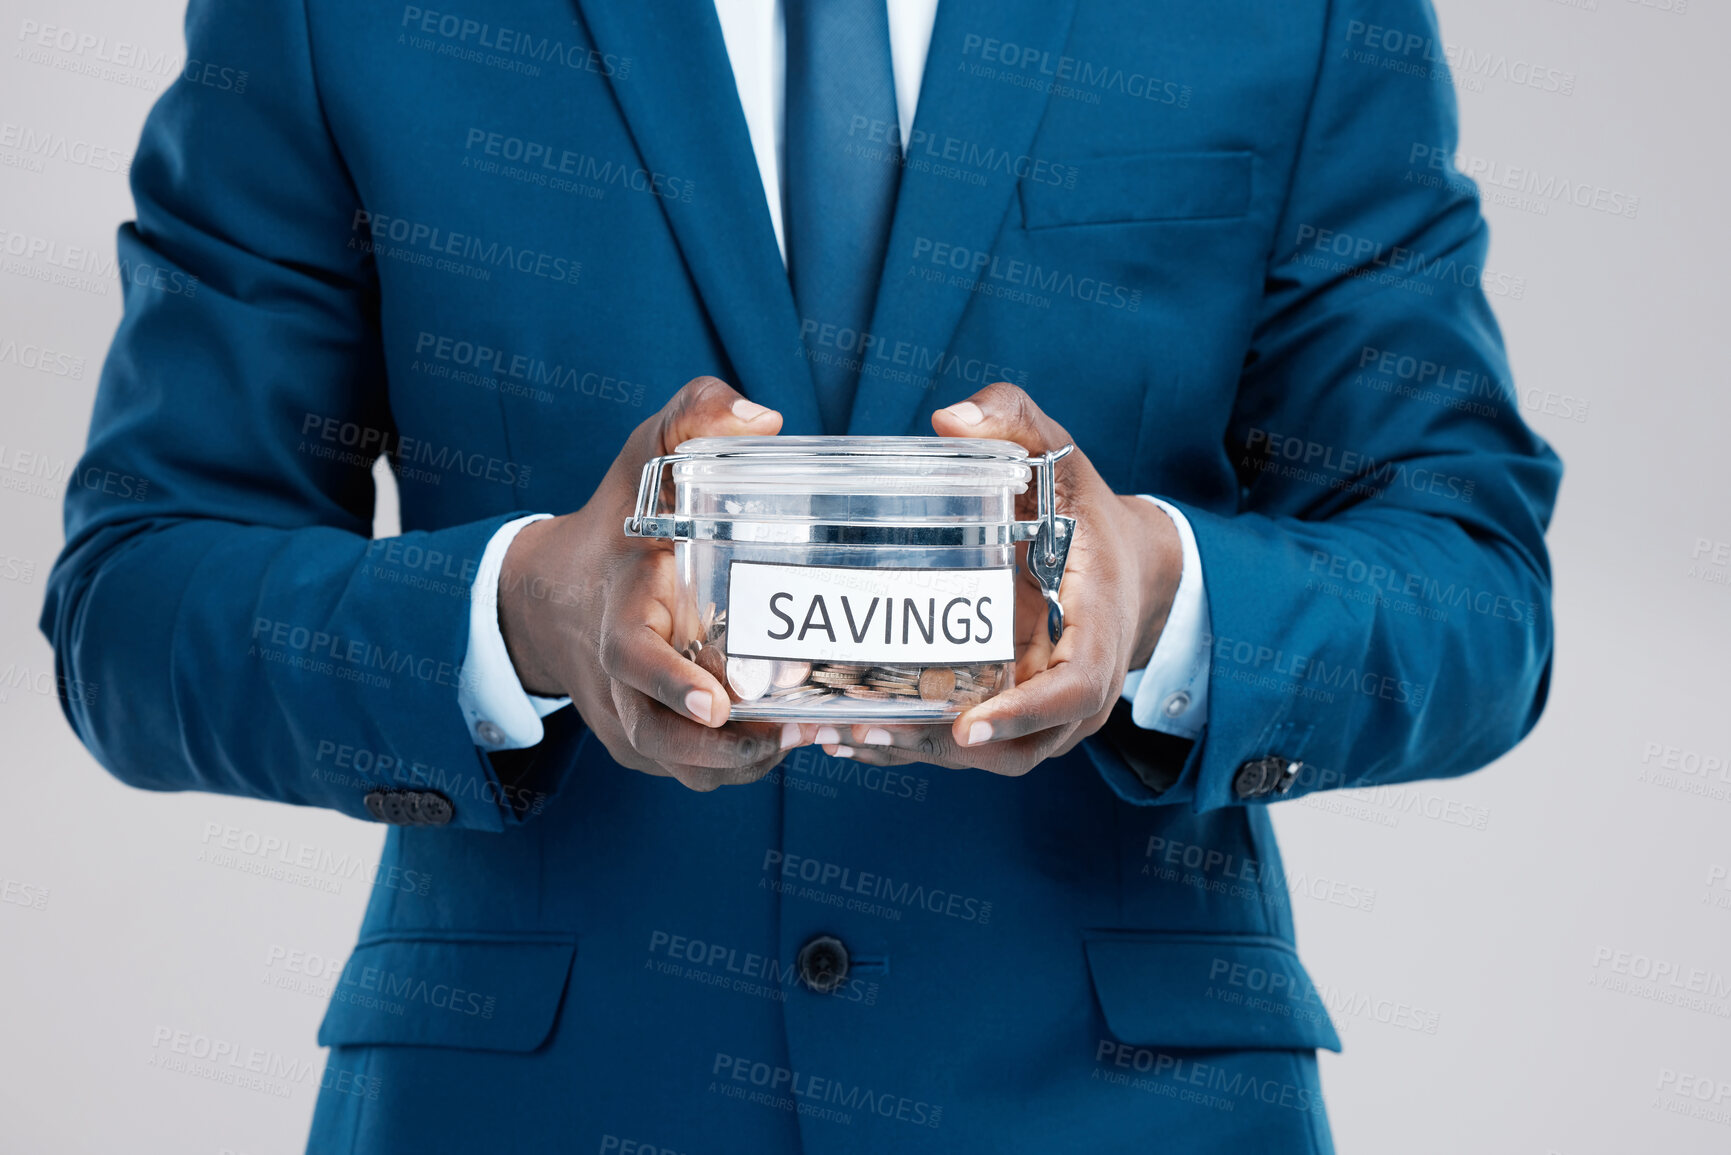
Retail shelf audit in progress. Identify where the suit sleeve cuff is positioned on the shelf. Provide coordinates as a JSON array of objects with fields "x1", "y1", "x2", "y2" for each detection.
[
  {"x1": 458, "y1": 514, "x2": 571, "y2": 752},
  {"x1": 1119, "y1": 496, "x2": 1212, "y2": 739}
]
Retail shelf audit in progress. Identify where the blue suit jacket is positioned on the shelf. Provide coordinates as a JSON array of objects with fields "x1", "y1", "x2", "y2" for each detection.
[{"x1": 44, "y1": 0, "x2": 1559, "y2": 1151}]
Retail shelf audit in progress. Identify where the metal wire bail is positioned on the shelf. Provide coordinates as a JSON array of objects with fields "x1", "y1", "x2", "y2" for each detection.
[{"x1": 1027, "y1": 444, "x2": 1077, "y2": 644}]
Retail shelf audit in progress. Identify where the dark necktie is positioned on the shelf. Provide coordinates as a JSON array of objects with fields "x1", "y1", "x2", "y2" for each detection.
[{"x1": 784, "y1": 0, "x2": 903, "y2": 433}]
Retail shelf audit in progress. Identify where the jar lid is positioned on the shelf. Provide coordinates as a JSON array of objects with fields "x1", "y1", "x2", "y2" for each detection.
[
  {"x1": 673, "y1": 435, "x2": 1032, "y2": 492},
  {"x1": 628, "y1": 437, "x2": 1075, "y2": 558}
]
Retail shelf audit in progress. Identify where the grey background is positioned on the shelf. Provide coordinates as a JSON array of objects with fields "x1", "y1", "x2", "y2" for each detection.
[{"x1": 2, "y1": 1, "x2": 1726, "y2": 1152}]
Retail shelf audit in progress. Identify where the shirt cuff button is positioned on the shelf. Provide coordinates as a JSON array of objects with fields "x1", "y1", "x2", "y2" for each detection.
[
  {"x1": 1161, "y1": 690, "x2": 1191, "y2": 718},
  {"x1": 476, "y1": 720, "x2": 505, "y2": 747}
]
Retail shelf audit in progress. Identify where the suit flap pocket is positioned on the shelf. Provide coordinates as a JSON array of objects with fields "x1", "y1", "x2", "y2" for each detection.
[
  {"x1": 317, "y1": 931, "x2": 575, "y2": 1052},
  {"x1": 1020, "y1": 151, "x2": 1252, "y2": 229},
  {"x1": 1085, "y1": 931, "x2": 1340, "y2": 1052}
]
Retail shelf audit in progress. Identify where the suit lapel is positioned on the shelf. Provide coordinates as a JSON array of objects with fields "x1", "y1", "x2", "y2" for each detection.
[
  {"x1": 846, "y1": 0, "x2": 1081, "y2": 435},
  {"x1": 573, "y1": 0, "x2": 824, "y2": 433}
]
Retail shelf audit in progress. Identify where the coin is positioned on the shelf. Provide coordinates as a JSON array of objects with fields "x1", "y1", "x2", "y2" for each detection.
[
  {"x1": 772, "y1": 661, "x2": 812, "y2": 688},
  {"x1": 726, "y1": 657, "x2": 774, "y2": 701},
  {"x1": 694, "y1": 644, "x2": 727, "y2": 685},
  {"x1": 918, "y1": 667, "x2": 957, "y2": 701},
  {"x1": 842, "y1": 685, "x2": 892, "y2": 701},
  {"x1": 709, "y1": 654, "x2": 1008, "y2": 713},
  {"x1": 769, "y1": 686, "x2": 831, "y2": 705}
]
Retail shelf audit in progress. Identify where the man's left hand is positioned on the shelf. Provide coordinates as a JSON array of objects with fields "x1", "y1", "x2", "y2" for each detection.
[{"x1": 817, "y1": 382, "x2": 1184, "y2": 774}]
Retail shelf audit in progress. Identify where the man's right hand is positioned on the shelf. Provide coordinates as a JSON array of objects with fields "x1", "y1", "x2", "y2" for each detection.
[{"x1": 496, "y1": 376, "x2": 805, "y2": 790}]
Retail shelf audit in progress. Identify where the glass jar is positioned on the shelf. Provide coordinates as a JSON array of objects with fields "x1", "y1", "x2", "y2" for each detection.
[{"x1": 623, "y1": 436, "x2": 1075, "y2": 723}]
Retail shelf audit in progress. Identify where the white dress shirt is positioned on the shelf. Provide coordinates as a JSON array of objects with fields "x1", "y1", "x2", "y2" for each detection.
[{"x1": 456, "y1": 0, "x2": 1214, "y2": 752}]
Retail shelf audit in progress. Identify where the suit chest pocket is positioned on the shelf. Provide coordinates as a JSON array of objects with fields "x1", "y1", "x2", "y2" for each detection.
[{"x1": 1019, "y1": 151, "x2": 1253, "y2": 230}]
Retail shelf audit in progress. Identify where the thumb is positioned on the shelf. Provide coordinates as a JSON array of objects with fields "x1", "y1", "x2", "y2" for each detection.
[
  {"x1": 655, "y1": 375, "x2": 782, "y2": 455},
  {"x1": 606, "y1": 377, "x2": 781, "y2": 510},
  {"x1": 931, "y1": 381, "x2": 1069, "y2": 457},
  {"x1": 617, "y1": 376, "x2": 781, "y2": 476}
]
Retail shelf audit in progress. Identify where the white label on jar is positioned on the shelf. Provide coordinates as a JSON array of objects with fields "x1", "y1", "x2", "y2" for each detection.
[{"x1": 726, "y1": 561, "x2": 1016, "y2": 664}]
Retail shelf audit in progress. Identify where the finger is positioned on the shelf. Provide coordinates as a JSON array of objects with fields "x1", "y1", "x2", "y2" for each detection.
[
  {"x1": 601, "y1": 617, "x2": 733, "y2": 728},
  {"x1": 969, "y1": 729, "x2": 1079, "y2": 777},
  {"x1": 656, "y1": 375, "x2": 782, "y2": 455},
  {"x1": 930, "y1": 381, "x2": 1069, "y2": 457},
  {"x1": 822, "y1": 723, "x2": 967, "y2": 766},
  {"x1": 822, "y1": 742, "x2": 919, "y2": 767},
  {"x1": 816, "y1": 724, "x2": 1017, "y2": 772},
  {"x1": 950, "y1": 647, "x2": 1115, "y2": 749},
  {"x1": 612, "y1": 684, "x2": 793, "y2": 773},
  {"x1": 601, "y1": 717, "x2": 807, "y2": 784},
  {"x1": 820, "y1": 741, "x2": 961, "y2": 770},
  {"x1": 820, "y1": 726, "x2": 1065, "y2": 777},
  {"x1": 666, "y1": 746, "x2": 790, "y2": 792}
]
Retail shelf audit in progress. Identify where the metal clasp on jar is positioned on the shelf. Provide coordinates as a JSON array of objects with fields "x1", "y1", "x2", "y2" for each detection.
[{"x1": 1026, "y1": 444, "x2": 1076, "y2": 644}]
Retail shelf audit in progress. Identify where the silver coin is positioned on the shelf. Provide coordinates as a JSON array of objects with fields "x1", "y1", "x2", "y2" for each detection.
[
  {"x1": 726, "y1": 657, "x2": 774, "y2": 701},
  {"x1": 769, "y1": 687, "x2": 831, "y2": 705},
  {"x1": 771, "y1": 660, "x2": 812, "y2": 688}
]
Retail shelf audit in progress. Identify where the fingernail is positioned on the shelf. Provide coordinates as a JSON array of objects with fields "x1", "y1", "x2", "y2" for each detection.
[
  {"x1": 965, "y1": 721, "x2": 993, "y2": 746},
  {"x1": 815, "y1": 726, "x2": 841, "y2": 745},
  {"x1": 780, "y1": 723, "x2": 802, "y2": 750},
  {"x1": 833, "y1": 745, "x2": 855, "y2": 759},
  {"x1": 685, "y1": 690, "x2": 713, "y2": 724},
  {"x1": 863, "y1": 728, "x2": 892, "y2": 746},
  {"x1": 944, "y1": 401, "x2": 984, "y2": 425},
  {"x1": 732, "y1": 399, "x2": 770, "y2": 421}
]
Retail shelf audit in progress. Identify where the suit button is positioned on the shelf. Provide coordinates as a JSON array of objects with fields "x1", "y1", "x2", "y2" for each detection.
[
  {"x1": 378, "y1": 792, "x2": 415, "y2": 825},
  {"x1": 409, "y1": 791, "x2": 454, "y2": 826},
  {"x1": 1234, "y1": 756, "x2": 1302, "y2": 799},
  {"x1": 796, "y1": 934, "x2": 850, "y2": 994},
  {"x1": 1233, "y1": 758, "x2": 1271, "y2": 798},
  {"x1": 363, "y1": 791, "x2": 390, "y2": 822}
]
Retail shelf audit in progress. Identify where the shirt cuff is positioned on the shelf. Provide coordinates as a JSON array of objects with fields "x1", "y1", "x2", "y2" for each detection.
[
  {"x1": 458, "y1": 513, "x2": 571, "y2": 752},
  {"x1": 1119, "y1": 497, "x2": 1212, "y2": 739}
]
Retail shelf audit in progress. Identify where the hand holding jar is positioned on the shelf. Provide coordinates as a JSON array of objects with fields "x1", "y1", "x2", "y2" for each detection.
[
  {"x1": 497, "y1": 377, "x2": 809, "y2": 790},
  {"x1": 826, "y1": 383, "x2": 1184, "y2": 775}
]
